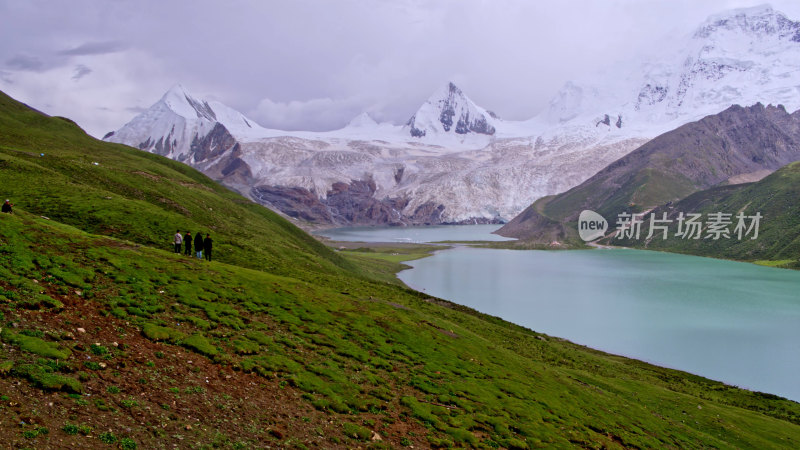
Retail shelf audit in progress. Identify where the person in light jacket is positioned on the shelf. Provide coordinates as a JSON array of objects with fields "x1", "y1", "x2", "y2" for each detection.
[{"x1": 173, "y1": 230, "x2": 183, "y2": 253}]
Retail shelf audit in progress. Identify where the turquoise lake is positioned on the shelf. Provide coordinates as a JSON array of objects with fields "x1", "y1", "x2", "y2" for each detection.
[
  {"x1": 323, "y1": 225, "x2": 800, "y2": 402},
  {"x1": 316, "y1": 224, "x2": 514, "y2": 243}
]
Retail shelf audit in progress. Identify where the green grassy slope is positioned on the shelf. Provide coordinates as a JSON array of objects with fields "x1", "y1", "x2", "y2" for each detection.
[
  {"x1": 0, "y1": 90, "x2": 355, "y2": 280},
  {"x1": 616, "y1": 161, "x2": 800, "y2": 265},
  {"x1": 1, "y1": 91, "x2": 799, "y2": 448}
]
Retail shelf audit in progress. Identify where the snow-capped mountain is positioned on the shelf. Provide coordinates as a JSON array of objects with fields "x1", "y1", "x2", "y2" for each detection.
[
  {"x1": 546, "y1": 4, "x2": 800, "y2": 132},
  {"x1": 106, "y1": 81, "x2": 642, "y2": 225},
  {"x1": 103, "y1": 84, "x2": 270, "y2": 163},
  {"x1": 105, "y1": 5, "x2": 800, "y2": 227},
  {"x1": 404, "y1": 82, "x2": 497, "y2": 138},
  {"x1": 672, "y1": 4, "x2": 800, "y2": 112},
  {"x1": 345, "y1": 112, "x2": 379, "y2": 128}
]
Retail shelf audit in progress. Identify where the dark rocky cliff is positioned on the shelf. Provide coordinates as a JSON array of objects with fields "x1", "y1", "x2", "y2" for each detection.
[{"x1": 252, "y1": 177, "x2": 501, "y2": 227}]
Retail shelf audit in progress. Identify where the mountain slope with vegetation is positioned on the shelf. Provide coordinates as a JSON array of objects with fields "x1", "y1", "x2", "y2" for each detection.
[
  {"x1": 498, "y1": 103, "x2": 800, "y2": 244},
  {"x1": 0, "y1": 89, "x2": 354, "y2": 280},
  {"x1": 613, "y1": 161, "x2": 800, "y2": 266},
  {"x1": 1, "y1": 90, "x2": 800, "y2": 448}
]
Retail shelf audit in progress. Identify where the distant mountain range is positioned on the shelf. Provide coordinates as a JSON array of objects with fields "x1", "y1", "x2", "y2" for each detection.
[
  {"x1": 497, "y1": 103, "x2": 800, "y2": 244},
  {"x1": 106, "y1": 4, "x2": 800, "y2": 226}
]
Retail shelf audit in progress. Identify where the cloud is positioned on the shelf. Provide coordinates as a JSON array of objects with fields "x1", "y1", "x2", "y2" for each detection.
[
  {"x1": 4, "y1": 0, "x2": 800, "y2": 134},
  {"x1": 72, "y1": 64, "x2": 92, "y2": 80},
  {"x1": 0, "y1": 49, "x2": 174, "y2": 138},
  {"x1": 59, "y1": 41, "x2": 127, "y2": 56},
  {"x1": 5, "y1": 54, "x2": 44, "y2": 71},
  {"x1": 252, "y1": 96, "x2": 365, "y2": 131}
]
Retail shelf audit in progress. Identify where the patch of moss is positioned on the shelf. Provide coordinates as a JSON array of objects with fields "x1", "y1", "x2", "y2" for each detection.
[
  {"x1": 342, "y1": 422, "x2": 372, "y2": 440},
  {"x1": 0, "y1": 360, "x2": 14, "y2": 375},
  {"x1": 184, "y1": 316, "x2": 212, "y2": 330},
  {"x1": 427, "y1": 435, "x2": 454, "y2": 448},
  {"x1": 13, "y1": 364, "x2": 82, "y2": 393},
  {"x1": 232, "y1": 339, "x2": 259, "y2": 355},
  {"x1": 141, "y1": 323, "x2": 185, "y2": 342},
  {"x1": 180, "y1": 333, "x2": 218, "y2": 357},
  {"x1": 244, "y1": 330, "x2": 272, "y2": 346},
  {"x1": 18, "y1": 294, "x2": 64, "y2": 310},
  {"x1": 445, "y1": 427, "x2": 478, "y2": 446},
  {"x1": 1, "y1": 329, "x2": 70, "y2": 359}
]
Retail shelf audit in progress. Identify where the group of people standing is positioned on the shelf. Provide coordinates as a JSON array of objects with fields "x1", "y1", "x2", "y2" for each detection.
[
  {"x1": 2, "y1": 199, "x2": 214, "y2": 261},
  {"x1": 174, "y1": 230, "x2": 213, "y2": 261}
]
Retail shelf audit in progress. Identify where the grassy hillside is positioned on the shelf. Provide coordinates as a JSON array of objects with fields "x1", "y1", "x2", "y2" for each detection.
[
  {"x1": 615, "y1": 161, "x2": 800, "y2": 265},
  {"x1": 1, "y1": 91, "x2": 800, "y2": 448},
  {"x1": 0, "y1": 90, "x2": 355, "y2": 280}
]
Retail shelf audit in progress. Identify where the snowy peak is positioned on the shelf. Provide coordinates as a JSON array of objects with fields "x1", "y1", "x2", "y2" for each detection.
[
  {"x1": 668, "y1": 5, "x2": 800, "y2": 114},
  {"x1": 694, "y1": 4, "x2": 800, "y2": 41},
  {"x1": 539, "y1": 5, "x2": 800, "y2": 132},
  {"x1": 547, "y1": 81, "x2": 596, "y2": 123},
  {"x1": 346, "y1": 112, "x2": 378, "y2": 128},
  {"x1": 104, "y1": 84, "x2": 254, "y2": 162},
  {"x1": 159, "y1": 84, "x2": 218, "y2": 122},
  {"x1": 405, "y1": 82, "x2": 497, "y2": 138}
]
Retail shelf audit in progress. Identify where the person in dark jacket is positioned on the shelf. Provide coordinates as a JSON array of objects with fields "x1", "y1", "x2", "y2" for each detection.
[
  {"x1": 203, "y1": 234, "x2": 213, "y2": 261},
  {"x1": 184, "y1": 231, "x2": 192, "y2": 255},
  {"x1": 194, "y1": 232, "x2": 204, "y2": 259},
  {"x1": 2, "y1": 199, "x2": 12, "y2": 213}
]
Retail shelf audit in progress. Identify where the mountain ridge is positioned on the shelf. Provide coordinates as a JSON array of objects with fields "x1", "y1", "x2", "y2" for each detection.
[
  {"x1": 609, "y1": 160, "x2": 800, "y2": 263},
  {"x1": 105, "y1": 5, "x2": 800, "y2": 226},
  {"x1": 106, "y1": 82, "x2": 651, "y2": 226},
  {"x1": 497, "y1": 102, "x2": 800, "y2": 243}
]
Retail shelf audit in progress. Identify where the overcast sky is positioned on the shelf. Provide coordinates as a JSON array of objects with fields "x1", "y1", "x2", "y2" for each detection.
[{"x1": 2, "y1": 0, "x2": 800, "y2": 137}]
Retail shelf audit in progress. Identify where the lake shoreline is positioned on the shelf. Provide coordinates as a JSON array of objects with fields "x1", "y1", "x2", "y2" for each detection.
[
  {"x1": 319, "y1": 225, "x2": 800, "y2": 402},
  {"x1": 399, "y1": 246, "x2": 800, "y2": 402}
]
